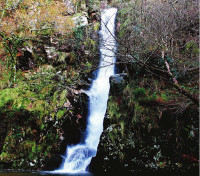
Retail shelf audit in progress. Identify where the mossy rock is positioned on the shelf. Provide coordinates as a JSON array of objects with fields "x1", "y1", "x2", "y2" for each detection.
[
  {"x1": 53, "y1": 89, "x2": 69, "y2": 108},
  {"x1": 0, "y1": 152, "x2": 16, "y2": 162},
  {"x1": 57, "y1": 109, "x2": 67, "y2": 119}
]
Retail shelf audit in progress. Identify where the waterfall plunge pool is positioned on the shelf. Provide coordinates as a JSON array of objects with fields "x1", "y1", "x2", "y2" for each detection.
[{"x1": 0, "y1": 171, "x2": 94, "y2": 176}]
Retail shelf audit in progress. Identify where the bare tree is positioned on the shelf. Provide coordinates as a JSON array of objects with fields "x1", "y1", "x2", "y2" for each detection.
[{"x1": 113, "y1": 0, "x2": 199, "y2": 105}]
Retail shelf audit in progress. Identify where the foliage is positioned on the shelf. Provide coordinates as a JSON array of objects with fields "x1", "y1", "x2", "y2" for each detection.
[
  {"x1": 98, "y1": 77, "x2": 199, "y2": 174},
  {"x1": 133, "y1": 88, "x2": 146, "y2": 99},
  {"x1": 0, "y1": 0, "x2": 74, "y2": 37},
  {"x1": 0, "y1": 60, "x2": 86, "y2": 169},
  {"x1": 0, "y1": 32, "x2": 26, "y2": 87},
  {"x1": 0, "y1": 0, "x2": 198, "y2": 173},
  {"x1": 114, "y1": 0, "x2": 199, "y2": 105}
]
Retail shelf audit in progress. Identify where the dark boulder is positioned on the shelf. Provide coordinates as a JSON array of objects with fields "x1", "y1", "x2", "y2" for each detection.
[
  {"x1": 17, "y1": 50, "x2": 35, "y2": 71},
  {"x1": 44, "y1": 154, "x2": 63, "y2": 171},
  {"x1": 109, "y1": 73, "x2": 127, "y2": 95}
]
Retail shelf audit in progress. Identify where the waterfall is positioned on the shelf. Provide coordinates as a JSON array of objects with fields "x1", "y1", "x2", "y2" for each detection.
[{"x1": 54, "y1": 8, "x2": 117, "y2": 173}]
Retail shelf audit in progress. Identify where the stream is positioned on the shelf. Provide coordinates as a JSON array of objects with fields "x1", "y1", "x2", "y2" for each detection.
[
  {"x1": 0, "y1": 171, "x2": 93, "y2": 176},
  {"x1": 54, "y1": 7, "x2": 118, "y2": 174}
]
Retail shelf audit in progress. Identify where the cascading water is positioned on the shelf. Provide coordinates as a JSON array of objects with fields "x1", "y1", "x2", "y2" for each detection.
[{"x1": 55, "y1": 8, "x2": 117, "y2": 173}]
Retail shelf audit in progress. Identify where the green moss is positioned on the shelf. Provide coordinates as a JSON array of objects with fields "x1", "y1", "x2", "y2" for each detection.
[
  {"x1": 119, "y1": 152, "x2": 124, "y2": 161},
  {"x1": 133, "y1": 88, "x2": 146, "y2": 99},
  {"x1": 60, "y1": 89, "x2": 68, "y2": 100},
  {"x1": 57, "y1": 109, "x2": 66, "y2": 119},
  {"x1": 58, "y1": 52, "x2": 69, "y2": 63},
  {"x1": 52, "y1": 90, "x2": 60, "y2": 106},
  {"x1": 120, "y1": 121, "x2": 125, "y2": 138},
  {"x1": 84, "y1": 38, "x2": 96, "y2": 53},
  {"x1": 37, "y1": 145, "x2": 43, "y2": 153},
  {"x1": 186, "y1": 40, "x2": 199, "y2": 54},
  {"x1": 108, "y1": 131, "x2": 116, "y2": 144},
  {"x1": 93, "y1": 22, "x2": 100, "y2": 31},
  {"x1": 20, "y1": 140, "x2": 35, "y2": 151},
  {"x1": 0, "y1": 87, "x2": 38, "y2": 110},
  {"x1": 69, "y1": 52, "x2": 76, "y2": 64},
  {"x1": 53, "y1": 89, "x2": 69, "y2": 108},
  {"x1": 32, "y1": 100, "x2": 47, "y2": 113},
  {"x1": 0, "y1": 152, "x2": 16, "y2": 162},
  {"x1": 107, "y1": 96, "x2": 122, "y2": 121},
  {"x1": 39, "y1": 84, "x2": 55, "y2": 99}
]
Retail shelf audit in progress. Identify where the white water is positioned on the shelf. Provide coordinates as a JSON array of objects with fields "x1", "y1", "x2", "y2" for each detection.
[{"x1": 54, "y1": 8, "x2": 117, "y2": 173}]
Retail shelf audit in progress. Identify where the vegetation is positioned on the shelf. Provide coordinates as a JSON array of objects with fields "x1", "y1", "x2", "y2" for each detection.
[
  {"x1": 0, "y1": 0, "x2": 98, "y2": 170},
  {"x1": 0, "y1": 0, "x2": 199, "y2": 175},
  {"x1": 91, "y1": 0, "x2": 198, "y2": 175}
]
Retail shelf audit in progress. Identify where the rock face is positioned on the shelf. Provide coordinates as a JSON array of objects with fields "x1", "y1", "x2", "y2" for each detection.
[
  {"x1": 110, "y1": 73, "x2": 127, "y2": 84},
  {"x1": 89, "y1": 74, "x2": 199, "y2": 175},
  {"x1": 0, "y1": 0, "x2": 102, "y2": 171},
  {"x1": 17, "y1": 50, "x2": 35, "y2": 71},
  {"x1": 44, "y1": 154, "x2": 63, "y2": 171},
  {"x1": 0, "y1": 83, "x2": 90, "y2": 170},
  {"x1": 73, "y1": 13, "x2": 88, "y2": 27},
  {"x1": 64, "y1": 0, "x2": 75, "y2": 14},
  {"x1": 109, "y1": 73, "x2": 128, "y2": 95},
  {"x1": 0, "y1": 8, "x2": 98, "y2": 170},
  {"x1": 64, "y1": 0, "x2": 88, "y2": 14}
]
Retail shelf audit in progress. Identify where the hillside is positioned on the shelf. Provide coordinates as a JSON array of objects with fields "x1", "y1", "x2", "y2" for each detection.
[{"x1": 0, "y1": 0, "x2": 199, "y2": 175}]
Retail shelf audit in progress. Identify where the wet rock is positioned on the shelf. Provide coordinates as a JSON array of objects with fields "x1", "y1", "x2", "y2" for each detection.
[
  {"x1": 110, "y1": 73, "x2": 127, "y2": 84},
  {"x1": 109, "y1": 73, "x2": 127, "y2": 95},
  {"x1": 73, "y1": 13, "x2": 88, "y2": 27},
  {"x1": 77, "y1": 79, "x2": 92, "y2": 90},
  {"x1": 77, "y1": 92, "x2": 90, "y2": 132},
  {"x1": 44, "y1": 154, "x2": 63, "y2": 171}
]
